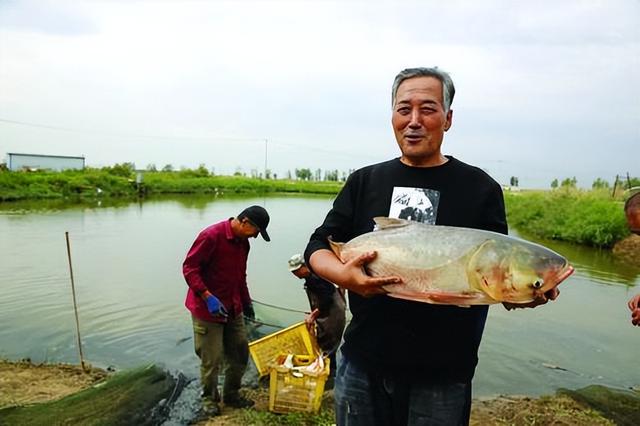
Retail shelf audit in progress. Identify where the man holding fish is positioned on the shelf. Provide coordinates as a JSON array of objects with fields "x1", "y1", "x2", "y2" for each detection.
[{"x1": 304, "y1": 67, "x2": 570, "y2": 425}]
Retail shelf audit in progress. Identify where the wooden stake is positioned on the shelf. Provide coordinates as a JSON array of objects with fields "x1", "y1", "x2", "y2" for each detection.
[{"x1": 65, "y1": 231, "x2": 87, "y2": 372}]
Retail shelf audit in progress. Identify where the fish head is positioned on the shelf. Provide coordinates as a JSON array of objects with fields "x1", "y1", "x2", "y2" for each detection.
[{"x1": 467, "y1": 238, "x2": 573, "y2": 303}]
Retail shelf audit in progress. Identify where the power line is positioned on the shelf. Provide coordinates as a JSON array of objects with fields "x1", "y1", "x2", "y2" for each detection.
[
  {"x1": 0, "y1": 117, "x2": 383, "y2": 160},
  {"x1": 269, "y1": 138, "x2": 381, "y2": 160},
  {"x1": 0, "y1": 118, "x2": 262, "y2": 142}
]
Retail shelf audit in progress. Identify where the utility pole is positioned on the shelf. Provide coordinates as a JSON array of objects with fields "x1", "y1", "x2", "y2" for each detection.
[{"x1": 264, "y1": 138, "x2": 268, "y2": 179}]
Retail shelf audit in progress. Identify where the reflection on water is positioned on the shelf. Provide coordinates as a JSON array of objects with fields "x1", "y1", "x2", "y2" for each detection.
[
  {"x1": 0, "y1": 196, "x2": 135, "y2": 213},
  {"x1": 0, "y1": 195, "x2": 639, "y2": 400},
  {"x1": 511, "y1": 229, "x2": 640, "y2": 286}
]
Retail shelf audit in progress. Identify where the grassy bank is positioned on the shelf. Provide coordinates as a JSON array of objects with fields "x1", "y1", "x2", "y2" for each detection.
[
  {"x1": 0, "y1": 168, "x2": 343, "y2": 201},
  {"x1": 3, "y1": 360, "x2": 638, "y2": 426},
  {"x1": 504, "y1": 189, "x2": 630, "y2": 248},
  {"x1": 1, "y1": 169, "x2": 633, "y2": 248},
  {"x1": 0, "y1": 362, "x2": 179, "y2": 425}
]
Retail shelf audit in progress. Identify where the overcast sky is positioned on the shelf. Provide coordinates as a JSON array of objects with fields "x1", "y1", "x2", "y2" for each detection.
[{"x1": 1, "y1": 0, "x2": 638, "y2": 188}]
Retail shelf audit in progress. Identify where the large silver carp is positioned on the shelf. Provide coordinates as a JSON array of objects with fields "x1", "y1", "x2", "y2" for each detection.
[{"x1": 329, "y1": 217, "x2": 574, "y2": 305}]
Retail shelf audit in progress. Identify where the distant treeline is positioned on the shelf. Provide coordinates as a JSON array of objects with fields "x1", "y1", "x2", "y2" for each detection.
[
  {"x1": 0, "y1": 165, "x2": 635, "y2": 248},
  {"x1": 507, "y1": 174, "x2": 639, "y2": 191}
]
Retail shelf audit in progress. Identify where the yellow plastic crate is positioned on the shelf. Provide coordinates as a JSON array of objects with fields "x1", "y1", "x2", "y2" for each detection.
[
  {"x1": 268, "y1": 357, "x2": 330, "y2": 414},
  {"x1": 248, "y1": 321, "x2": 318, "y2": 377}
]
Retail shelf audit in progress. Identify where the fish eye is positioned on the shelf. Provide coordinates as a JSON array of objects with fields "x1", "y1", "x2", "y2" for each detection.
[{"x1": 532, "y1": 280, "x2": 543, "y2": 289}]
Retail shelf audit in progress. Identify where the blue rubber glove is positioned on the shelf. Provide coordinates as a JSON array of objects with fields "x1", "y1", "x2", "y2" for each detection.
[{"x1": 205, "y1": 295, "x2": 228, "y2": 318}]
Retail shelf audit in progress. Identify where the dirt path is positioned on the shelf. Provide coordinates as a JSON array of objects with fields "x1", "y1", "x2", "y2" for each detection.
[
  {"x1": 0, "y1": 359, "x2": 107, "y2": 408},
  {"x1": 0, "y1": 360, "x2": 616, "y2": 425}
]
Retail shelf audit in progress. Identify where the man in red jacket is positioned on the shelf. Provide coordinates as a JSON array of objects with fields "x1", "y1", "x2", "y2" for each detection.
[{"x1": 183, "y1": 205, "x2": 270, "y2": 417}]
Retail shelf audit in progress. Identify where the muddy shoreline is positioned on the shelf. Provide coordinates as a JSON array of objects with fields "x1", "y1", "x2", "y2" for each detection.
[
  {"x1": 3, "y1": 360, "x2": 638, "y2": 425},
  {"x1": 613, "y1": 234, "x2": 640, "y2": 267}
]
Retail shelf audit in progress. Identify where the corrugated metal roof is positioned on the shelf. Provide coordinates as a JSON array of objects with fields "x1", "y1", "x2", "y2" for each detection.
[{"x1": 8, "y1": 152, "x2": 85, "y2": 160}]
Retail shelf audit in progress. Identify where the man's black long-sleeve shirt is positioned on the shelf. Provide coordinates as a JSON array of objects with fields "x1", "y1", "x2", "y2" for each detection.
[{"x1": 305, "y1": 156, "x2": 507, "y2": 382}]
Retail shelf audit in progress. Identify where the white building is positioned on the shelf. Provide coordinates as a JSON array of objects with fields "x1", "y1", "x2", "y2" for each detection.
[{"x1": 6, "y1": 152, "x2": 85, "y2": 171}]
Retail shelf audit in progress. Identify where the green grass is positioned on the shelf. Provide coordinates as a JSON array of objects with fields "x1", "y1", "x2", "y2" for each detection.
[
  {"x1": 0, "y1": 168, "x2": 343, "y2": 201},
  {"x1": 558, "y1": 385, "x2": 640, "y2": 426},
  {"x1": 142, "y1": 172, "x2": 343, "y2": 195},
  {"x1": 504, "y1": 188, "x2": 630, "y2": 248},
  {"x1": 1, "y1": 169, "x2": 633, "y2": 248}
]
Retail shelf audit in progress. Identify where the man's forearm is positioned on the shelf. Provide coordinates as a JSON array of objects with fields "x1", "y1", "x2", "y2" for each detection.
[{"x1": 309, "y1": 249, "x2": 345, "y2": 286}]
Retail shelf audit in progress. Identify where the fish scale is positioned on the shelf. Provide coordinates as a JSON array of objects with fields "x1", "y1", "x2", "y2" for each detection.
[{"x1": 329, "y1": 217, "x2": 574, "y2": 305}]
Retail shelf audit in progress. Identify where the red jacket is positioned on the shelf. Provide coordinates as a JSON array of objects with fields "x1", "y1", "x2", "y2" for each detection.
[{"x1": 183, "y1": 219, "x2": 251, "y2": 322}]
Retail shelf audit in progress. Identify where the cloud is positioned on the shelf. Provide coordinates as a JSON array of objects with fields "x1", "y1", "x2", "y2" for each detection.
[
  {"x1": 0, "y1": 0, "x2": 638, "y2": 188},
  {"x1": 0, "y1": 0, "x2": 98, "y2": 35},
  {"x1": 364, "y1": 0, "x2": 639, "y2": 46}
]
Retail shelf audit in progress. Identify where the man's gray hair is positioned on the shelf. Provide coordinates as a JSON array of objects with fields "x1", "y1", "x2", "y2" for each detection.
[{"x1": 391, "y1": 67, "x2": 455, "y2": 113}]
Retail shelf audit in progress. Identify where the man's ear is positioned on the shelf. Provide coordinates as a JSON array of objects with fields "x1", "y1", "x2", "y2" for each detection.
[{"x1": 444, "y1": 109, "x2": 453, "y2": 131}]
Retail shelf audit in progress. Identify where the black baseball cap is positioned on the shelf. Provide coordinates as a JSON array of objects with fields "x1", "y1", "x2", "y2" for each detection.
[{"x1": 239, "y1": 205, "x2": 271, "y2": 241}]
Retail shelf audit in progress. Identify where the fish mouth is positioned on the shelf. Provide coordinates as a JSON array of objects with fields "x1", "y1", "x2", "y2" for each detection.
[
  {"x1": 556, "y1": 265, "x2": 575, "y2": 283},
  {"x1": 538, "y1": 264, "x2": 574, "y2": 295}
]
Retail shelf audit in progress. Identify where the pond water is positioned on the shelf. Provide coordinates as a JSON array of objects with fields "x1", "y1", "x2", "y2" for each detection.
[{"x1": 1, "y1": 195, "x2": 639, "y2": 400}]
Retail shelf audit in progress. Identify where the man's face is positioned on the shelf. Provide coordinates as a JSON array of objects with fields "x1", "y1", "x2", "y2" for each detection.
[
  {"x1": 237, "y1": 218, "x2": 260, "y2": 239},
  {"x1": 392, "y1": 76, "x2": 452, "y2": 166}
]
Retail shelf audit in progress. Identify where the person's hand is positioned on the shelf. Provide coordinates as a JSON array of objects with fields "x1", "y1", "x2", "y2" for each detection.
[
  {"x1": 503, "y1": 287, "x2": 560, "y2": 311},
  {"x1": 243, "y1": 303, "x2": 255, "y2": 321},
  {"x1": 628, "y1": 294, "x2": 640, "y2": 326},
  {"x1": 205, "y1": 294, "x2": 228, "y2": 318},
  {"x1": 339, "y1": 251, "x2": 403, "y2": 297},
  {"x1": 305, "y1": 308, "x2": 320, "y2": 325},
  {"x1": 305, "y1": 308, "x2": 320, "y2": 334}
]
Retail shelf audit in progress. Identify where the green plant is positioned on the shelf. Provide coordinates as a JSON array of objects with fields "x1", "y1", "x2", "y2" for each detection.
[{"x1": 504, "y1": 189, "x2": 629, "y2": 248}]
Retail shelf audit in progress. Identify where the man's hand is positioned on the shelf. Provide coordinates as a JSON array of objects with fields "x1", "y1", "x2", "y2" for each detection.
[
  {"x1": 337, "y1": 251, "x2": 403, "y2": 297},
  {"x1": 205, "y1": 294, "x2": 229, "y2": 318},
  {"x1": 243, "y1": 303, "x2": 255, "y2": 321},
  {"x1": 310, "y1": 249, "x2": 402, "y2": 298},
  {"x1": 503, "y1": 287, "x2": 560, "y2": 311},
  {"x1": 628, "y1": 294, "x2": 640, "y2": 326}
]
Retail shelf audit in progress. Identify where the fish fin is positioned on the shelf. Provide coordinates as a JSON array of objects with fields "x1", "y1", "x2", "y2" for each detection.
[
  {"x1": 465, "y1": 239, "x2": 503, "y2": 299},
  {"x1": 373, "y1": 216, "x2": 412, "y2": 230},
  {"x1": 328, "y1": 236, "x2": 344, "y2": 260},
  {"x1": 386, "y1": 289, "x2": 499, "y2": 305}
]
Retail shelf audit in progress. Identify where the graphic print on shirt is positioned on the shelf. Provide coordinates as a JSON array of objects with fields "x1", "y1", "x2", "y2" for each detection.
[{"x1": 388, "y1": 187, "x2": 440, "y2": 224}]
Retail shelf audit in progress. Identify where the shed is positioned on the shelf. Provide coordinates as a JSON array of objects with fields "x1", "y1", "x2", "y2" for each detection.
[{"x1": 7, "y1": 152, "x2": 85, "y2": 171}]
